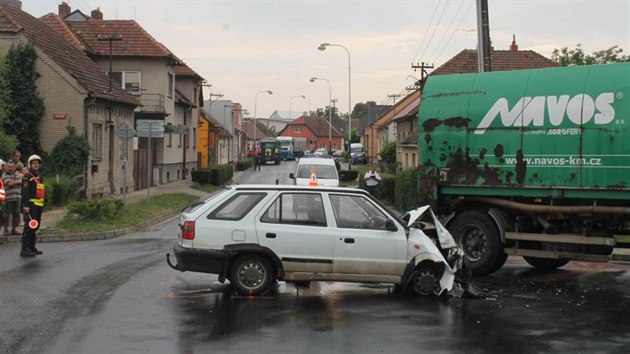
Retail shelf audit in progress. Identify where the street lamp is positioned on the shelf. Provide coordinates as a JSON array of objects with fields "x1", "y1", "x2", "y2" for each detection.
[
  {"x1": 289, "y1": 95, "x2": 306, "y2": 122},
  {"x1": 318, "y1": 42, "x2": 351, "y2": 167},
  {"x1": 309, "y1": 77, "x2": 332, "y2": 151},
  {"x1": 253, "y1": 90, "x2": 273, "y2": 152}
]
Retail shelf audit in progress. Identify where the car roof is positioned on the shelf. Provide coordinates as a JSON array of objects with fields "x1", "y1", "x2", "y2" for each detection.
[
  {"x1": 229, "y1": 184, "x2": 366, "y2": 194},
  {"x1": 297, "y1": 157, "x2": 336, "y2": 165}
]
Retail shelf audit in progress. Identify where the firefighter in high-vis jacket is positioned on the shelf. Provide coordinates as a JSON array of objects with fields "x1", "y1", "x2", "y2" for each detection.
[{"x1": 20, "y1": 154, "x2": 45, "y2": 257}]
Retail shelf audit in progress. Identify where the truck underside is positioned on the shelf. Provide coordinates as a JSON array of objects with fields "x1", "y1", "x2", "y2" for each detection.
[{"x1": 443, "y1": 193, "x2": 630, "y2": 275}]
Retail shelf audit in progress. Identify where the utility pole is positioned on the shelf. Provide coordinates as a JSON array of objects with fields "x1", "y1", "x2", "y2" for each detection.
[
  {"x1": 387, "y1": 94, "x2": 401, "y2": 105},
  {"x1": 411, "y1": 62, "x2": 434, "y2": 89},
  {"x1": 476, "y1": 0, "x2": 492, "y2": 72},
  {"x1": 97, "y1": 34, "x2": 122, "y2": 195}
]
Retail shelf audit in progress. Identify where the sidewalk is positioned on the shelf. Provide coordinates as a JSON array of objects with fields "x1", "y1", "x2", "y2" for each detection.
[{"x1": 0, "y1": 170, "x2": 244, "y2": 243}]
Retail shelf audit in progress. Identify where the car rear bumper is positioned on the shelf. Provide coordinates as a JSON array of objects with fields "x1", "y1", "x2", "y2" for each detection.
[{"x1": 169, "y1": 244, "x2": 231, "y2": 278}]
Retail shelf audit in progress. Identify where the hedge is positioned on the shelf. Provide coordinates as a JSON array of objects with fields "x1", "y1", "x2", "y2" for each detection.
[
  {"x1": 192, "y1": 163, "x2": 234, "y2": 185},
  {"x1": 394, "y1": 168, "x2": 419, "y2": 211}
]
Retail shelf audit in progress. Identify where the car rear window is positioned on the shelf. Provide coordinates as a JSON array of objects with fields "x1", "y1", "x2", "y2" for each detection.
[
  {"x1": 296, "y1": 165, "x2": 337, "y2": 179},
  {"x1": 183, "y1": 187, "x2": 230, "y2": 213},
  {"x1": 261, "y1": 192, "x2": 327, "y2": 226},
  {"x1": 208, "y1": 192, "x2": 266, "y2": 220}
]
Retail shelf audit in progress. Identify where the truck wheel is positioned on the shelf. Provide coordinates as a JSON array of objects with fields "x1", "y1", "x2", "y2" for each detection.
[
  {"x1": 449, "y1": 210, "x2": 507, "y2": 275},
  {"x1": 230, "y1": 255, "x2": 274, "y2": 296},
  {"x1": 523, "y1": 256, "x2": 570, "y2": 270}
]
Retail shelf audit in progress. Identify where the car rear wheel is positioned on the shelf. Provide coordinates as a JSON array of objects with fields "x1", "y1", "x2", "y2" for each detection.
[{"x1": 230, "y1": 255, "x2": 274, "y2": 296}]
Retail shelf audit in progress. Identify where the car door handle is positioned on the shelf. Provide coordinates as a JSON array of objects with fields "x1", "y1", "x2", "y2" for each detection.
[
  {"x1": 266, "y1": 233, "x2": 277, "y2": 239},
  {"x1": 344, "y1": 238, "x2": 355, "y2": 244}
]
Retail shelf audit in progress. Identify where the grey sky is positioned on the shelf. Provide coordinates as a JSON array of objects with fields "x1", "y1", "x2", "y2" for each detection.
[{"x1": 23, "y1": 0, "x2": 630, "y2": 118}]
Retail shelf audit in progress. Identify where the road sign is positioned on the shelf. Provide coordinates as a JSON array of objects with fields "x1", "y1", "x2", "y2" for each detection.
[
  {"x1": 136, "y1": 119, "x2": 164, "y2": 138},
  {"x1": 116, "y1": 121, "x2": 137, "y2": 139}
]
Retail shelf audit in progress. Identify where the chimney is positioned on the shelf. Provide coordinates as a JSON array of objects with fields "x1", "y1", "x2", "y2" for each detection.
[
  {"x1": 58, "y1": 1, "x2": 71, "y2": 18},
  {"x1": 510, "y1": 34, "x2": 519, "y2": 52},
  {"x1": 2, "y1": 0, "x2": 22, "y2": 9},
  {"x1": 91, "y1": 7, "x2": 103, "y2": 20}
]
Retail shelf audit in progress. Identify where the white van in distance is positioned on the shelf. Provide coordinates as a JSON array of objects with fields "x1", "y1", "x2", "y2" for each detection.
[{"x1": 289, "y1": 157, "x2": 339, "y2": 187}]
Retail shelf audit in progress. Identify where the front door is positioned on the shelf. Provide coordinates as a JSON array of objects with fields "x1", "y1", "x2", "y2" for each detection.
[
  {"x1": 256, "y1": 192, "x2": 335, "y2": 273},
  {"x1": 328, "y1": 194, "x2": 407, "y2": 276}
]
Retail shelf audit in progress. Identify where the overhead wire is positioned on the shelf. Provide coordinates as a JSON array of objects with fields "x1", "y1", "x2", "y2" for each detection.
[
  {"x1": 427, "y1": 0, "x2": 466, "y2": 64},
  {"x1": 416, "y1": 0, "x2": 450, "y2": 62},
  {"x1": 411, "y1": 0, "x2": 441, "y2": 63},
  {"x1": 433, "y1": 0, "x2": 475, "y2": 64}
]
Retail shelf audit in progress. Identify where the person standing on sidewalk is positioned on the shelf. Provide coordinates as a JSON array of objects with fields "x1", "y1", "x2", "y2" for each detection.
[
  {"x1": 363, "y1": 164, "x2": 382, "y2": 198},
  {"x1": 3, "y1": 160, "x2": 22, "y2": 236},
  {"x1": 20, "y1": 155, "x2": 45, "y2": 257}
]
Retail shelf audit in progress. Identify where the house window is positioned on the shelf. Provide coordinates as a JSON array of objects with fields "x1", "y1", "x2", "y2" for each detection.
[
  {"x1": 193, "y1": 128, "x2": 197, "y2": 148},
  {"x1": 332, "y1": 143, "x2": 337, "y2": 150},
  {"x1": 167, "y1": 73, "x2": 174, "y2": 98},
  {"x1": 412, "y1": 153, "x2": 417, "y2": 167},
  {"x1": 193, "y1": 87, "x2": 198, "y2": 105},
  {"x1": 294, "y1": 125, "x2": 301, "y2": 133},
  {"x1": 167, "y1": 132, "x2": 172, "y2": 147},
  {"x1": 109, "y1": 71, "x2": 141, "y2": 95},
  {"x1": 92, "y1": 123, "x2": 103, "y2": 160},
  {"x1": 178, "y1": 133, "x2": 182, "y2": 147}
]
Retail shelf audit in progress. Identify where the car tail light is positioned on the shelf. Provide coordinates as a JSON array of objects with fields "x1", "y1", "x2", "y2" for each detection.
[{"x1": 181, "y1": 220, "x2": 195, "y2": 240}]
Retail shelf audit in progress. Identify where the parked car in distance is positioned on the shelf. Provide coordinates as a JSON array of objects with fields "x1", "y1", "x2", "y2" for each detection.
[
  {"x1": 313, "y1": 148, "x2": 329, "y2": 157},
  {"x1": 351, "y1": 152, "x2": 367, "y2": 165},
  {"x1": 167, "y1": 185, "x2": 468, "y2": 297},
  {"x1": 332, "y1": 149, "x2": 343, "y2": 157},
  {"x1": 290, "y1": 157, "x2": 339, "y2": 187}
]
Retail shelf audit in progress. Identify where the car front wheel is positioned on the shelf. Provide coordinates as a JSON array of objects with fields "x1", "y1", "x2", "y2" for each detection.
[{"x1": 230, "y1": 255, "x2": 274, "y2": 296}]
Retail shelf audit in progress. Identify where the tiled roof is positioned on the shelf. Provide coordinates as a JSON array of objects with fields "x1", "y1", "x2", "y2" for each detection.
[
  {"x1": 0, "y1": 4, "x2": 138, "y2": 106},
  {"x1": 174, "y1": 64, "x2": 202, "y2": 79},
  {"x1": 64, "y1": 20, "x2": 177, "y2": 59},
  {"x1": 431, "y1": 49, "x2": 558, "y2": 76},
  {"x1": 39, "y1": 13, "x2": 86, "y2": 51},
  {"x1": 304, "y1": 116, "x2": 343, "y2": 137}
]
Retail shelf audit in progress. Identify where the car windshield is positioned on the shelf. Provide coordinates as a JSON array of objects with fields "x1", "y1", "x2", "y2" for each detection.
[{"x1": 296, "y1": 165, "x2": 337, "y2": 179}]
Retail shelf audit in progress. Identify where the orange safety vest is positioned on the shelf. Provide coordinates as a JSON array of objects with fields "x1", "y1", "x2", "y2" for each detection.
[
  {"x1": 0, "y1": 178, "x2": 5, "y2": 202},
  {"x1": 29, "y1": 176, "x2": 45, "y2": 207}
]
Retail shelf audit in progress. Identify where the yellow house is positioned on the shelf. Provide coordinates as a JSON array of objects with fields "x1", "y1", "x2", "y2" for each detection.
[{"x1": 197, "y1": 110, "x2": 228, "y2": 168}]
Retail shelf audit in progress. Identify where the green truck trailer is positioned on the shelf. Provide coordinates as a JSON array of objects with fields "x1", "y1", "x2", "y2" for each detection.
[{"x1": 418, "y1": 63, "x2": 630, "y2": 274}]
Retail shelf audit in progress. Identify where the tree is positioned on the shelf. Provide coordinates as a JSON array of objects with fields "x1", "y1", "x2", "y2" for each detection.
[
  {"x1": 49, "y1": 126, "x2": 90, "y2": 177},
  {"x1": 0, "y1": 54, "x2": 19, "y2": 158},
  {"x1": 551, "y1": 44, "x2": 630, "y2": 66},
  {"x1": 0, "y1": 43, "x2": 45, "y2": 157},
  {"x1": 379, "y1": 141, "x2": 397, "y2": 173},
  {"x1": 352, "y1": 101, "x2": 377, "y2": 118}
]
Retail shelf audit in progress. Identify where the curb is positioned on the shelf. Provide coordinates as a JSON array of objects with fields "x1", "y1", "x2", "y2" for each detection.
[{"x1": 0, "y1": 209, "x2": 182, "y2": 243}]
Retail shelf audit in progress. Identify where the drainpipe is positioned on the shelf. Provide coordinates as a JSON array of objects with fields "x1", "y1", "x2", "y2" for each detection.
[{"x1": 83, "y1": 95, "x2": 95, "y2": 198}]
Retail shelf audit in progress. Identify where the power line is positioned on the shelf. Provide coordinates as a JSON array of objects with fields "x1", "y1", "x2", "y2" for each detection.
[
  {"x1": 417, "y1": 0, "x2": 451, "y2": 62},
  {"x1": 411, "y1": 0, "x2": 441, "y2": 63},
  {"x1": 433, "y1": 0, "x2": 475, "y2": 66},
  {"x1": 427, "y1": 0, "x2": 466, "y2": 64}
]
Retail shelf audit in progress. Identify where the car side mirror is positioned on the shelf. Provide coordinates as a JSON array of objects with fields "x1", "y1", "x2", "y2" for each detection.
[
  {"x1": 385, "y1": 219, "x2": 398, "y2": 232},
  {"x1": 289, "y1": 173, "x2": 295, "y2": 179}
]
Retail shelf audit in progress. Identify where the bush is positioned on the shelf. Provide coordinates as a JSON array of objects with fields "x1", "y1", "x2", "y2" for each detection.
[
  {"x1": 191, "y1": 168, "x2": 210, "y2": 184},
  {"x1": 395, "y1": 168, "x2": 419, "y2": 211},
  {"x1": 48, "y1": 126, "x2": 90, "y2": 178},
  {"x1": 67, "y1": 198, "x2": 124, "y2": 220},
  {"x1": 380, "y1": 141, "x2": 397, "y2": 174},
  {"x1": 339, "y1": 170, "x2": 359, "y2": 182},
  {"x1": 237, "y1": 158, "x2": 253, "y2": 171},
  {"x1": 210, "y1": 164, "x2": 234, "y2": 185},
  {"x1": 47, "y1": 174, "x2": 80, "y2": 207}
]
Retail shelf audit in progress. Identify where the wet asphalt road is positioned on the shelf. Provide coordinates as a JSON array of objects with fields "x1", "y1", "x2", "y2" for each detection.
[{"x1": 0, "y1": 160, "x2": 629, "y2": 354}]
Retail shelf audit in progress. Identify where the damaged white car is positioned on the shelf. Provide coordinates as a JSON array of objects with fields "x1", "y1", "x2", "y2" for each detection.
[{"x1": 167, "y1": 185, "x2": 469, "y2": 297}]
